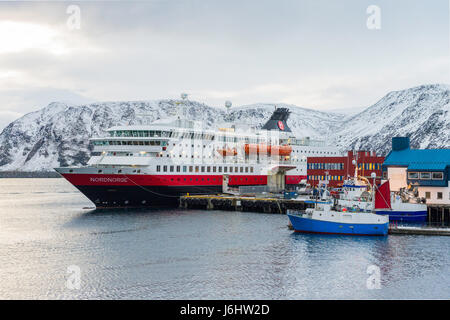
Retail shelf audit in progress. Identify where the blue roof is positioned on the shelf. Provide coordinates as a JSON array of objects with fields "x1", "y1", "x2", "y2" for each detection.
[
  {"x1": 383, "y1": 148, "x2": 450, "y2": 170},
  {"x1": 407, "y1": 163, "x2": 448, "y2": 170}
]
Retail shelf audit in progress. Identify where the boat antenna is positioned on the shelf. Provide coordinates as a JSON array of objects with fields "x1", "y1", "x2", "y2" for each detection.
[{"x1": 371, "y1": 172, "x2": 376, "y2": 208}]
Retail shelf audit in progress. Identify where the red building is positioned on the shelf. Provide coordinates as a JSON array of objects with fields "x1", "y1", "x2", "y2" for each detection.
[{"x1": 307, "y1": 151, "x2": 384, "y2": 187}]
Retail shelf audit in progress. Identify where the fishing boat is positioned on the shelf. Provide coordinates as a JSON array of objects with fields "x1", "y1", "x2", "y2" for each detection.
[
  {"x1": 287, "y1": 179, "x2": 389, "y2": 236},
  {"x1": 336, "y1": 160, "x2": 427, "y2": 223}
]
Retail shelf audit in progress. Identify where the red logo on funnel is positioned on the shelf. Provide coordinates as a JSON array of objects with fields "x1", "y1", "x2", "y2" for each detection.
[{"x1": 278, "y1": 121, "x2": 284, "y2": 130}]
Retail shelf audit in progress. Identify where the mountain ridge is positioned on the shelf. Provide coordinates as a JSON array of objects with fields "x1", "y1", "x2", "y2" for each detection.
[{"x1": 0, "y1": 84, "x2": 449, "y2": 171}]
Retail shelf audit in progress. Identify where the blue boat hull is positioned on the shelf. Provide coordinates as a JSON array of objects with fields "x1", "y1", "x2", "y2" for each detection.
[
  {"x1": 375, "y1": 210, "x2": 427, "y2": 223},
  {"x1": 288, "y1": 214, "x2": 388, "y2": 236}
]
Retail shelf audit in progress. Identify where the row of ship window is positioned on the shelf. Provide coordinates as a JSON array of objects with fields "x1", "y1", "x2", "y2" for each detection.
[
  {"x1": 156, "y1": 165, "x2": 255, "y2": 174},
  {"x1": 94, "y1": 140, "x2": 337, "y2": 155},
  {"x1": 408, "y1": 172, "x2": 443, "y2": 180},
  {"x1": 93, "y1": 140, "x2": 167, "y2": 146}
]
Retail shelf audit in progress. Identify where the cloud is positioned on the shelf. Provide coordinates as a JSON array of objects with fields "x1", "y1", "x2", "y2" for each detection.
[{"x1": 0, "y1": 0, "x2": 448, "y2": 130}]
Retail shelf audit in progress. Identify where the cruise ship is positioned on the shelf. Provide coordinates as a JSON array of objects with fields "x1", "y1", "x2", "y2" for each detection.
[{"x1": 55, "y1": 108, "x2": 340, "y2": 208}]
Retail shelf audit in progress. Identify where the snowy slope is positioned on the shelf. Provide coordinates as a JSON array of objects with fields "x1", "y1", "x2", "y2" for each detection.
[
  {"x1": 0, "y1": 84, "x2": 449, "y2": 171},
  {"x1": 333, "y1": 84, "x2": 450, "y2": 154}
]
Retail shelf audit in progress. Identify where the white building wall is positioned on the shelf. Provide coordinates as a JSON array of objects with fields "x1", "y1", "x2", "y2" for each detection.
[
  {"x1": 418, "y1": 182, "x2": 450, "y2": 205},
  {"x1": 387, "y1": 167, "x2": 408, "y2": 191}
]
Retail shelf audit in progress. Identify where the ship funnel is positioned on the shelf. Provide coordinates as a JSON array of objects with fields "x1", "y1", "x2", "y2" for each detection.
[{"x1": 261, "y1": 107, "x2": 292, "y2": 132}]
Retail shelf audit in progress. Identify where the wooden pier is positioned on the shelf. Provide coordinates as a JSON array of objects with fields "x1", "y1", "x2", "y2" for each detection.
[
  {"x1": 179, "y1": 194, "x2": 314, "y2": 214},
  {"x1": 427, "y1": 205, "x2": 450, "y2": 226}
]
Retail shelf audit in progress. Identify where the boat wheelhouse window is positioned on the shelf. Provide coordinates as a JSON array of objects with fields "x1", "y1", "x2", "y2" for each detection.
[
  {"x1": 163, "y1": 165, "x2": 167, "y2": 172},
  {"x1": 408, "y1": 172, "x2": 419, "y2": 179},
  {"x1": 157, "y1": 165, "x2": 160, "y2": 172},
  {"x1": 420, "y1": 172, "x2": 431, "y2": 180},
  {"x1": 432, "y1": 172, "x2": 443, "y2": 180}
]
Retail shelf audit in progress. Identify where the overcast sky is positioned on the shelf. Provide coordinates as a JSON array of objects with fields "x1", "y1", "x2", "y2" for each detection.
[{"x1": 0, "y1": 0, "x2": 449, "y2": 129}]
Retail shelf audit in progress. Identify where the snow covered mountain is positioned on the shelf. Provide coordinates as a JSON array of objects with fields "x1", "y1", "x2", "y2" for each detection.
[
  {"x1": 332, "y1": 84, "x2": 450, "y2": 154},
  {"x1": 0, "y1": 84, "x2": 449, "y2": 171}
]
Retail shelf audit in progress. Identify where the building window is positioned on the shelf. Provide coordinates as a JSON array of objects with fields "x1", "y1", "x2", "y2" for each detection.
[
  {"x1": 432, "y1": 172, "x2": 443, "y2": 180},
  {"x1": 408, "y1": 172, "x2": 419, "y2": 179},
  {"x1": 437, "y1": 192, "x2": 443, "y2": 200},
  {"x1": 420, "y1": 172, "x2": 431, "y2": 180},
  {"x1": 425, "y1": 192, "x2": 430, "y2": 199}
]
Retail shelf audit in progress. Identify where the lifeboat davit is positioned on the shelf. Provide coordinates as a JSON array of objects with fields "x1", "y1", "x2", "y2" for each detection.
[{"x1": 217, "y1": 148, "x2": 237, "y2": 156}]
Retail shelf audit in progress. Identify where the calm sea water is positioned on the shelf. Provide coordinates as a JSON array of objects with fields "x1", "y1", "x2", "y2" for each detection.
[{"x1": 0, "y1": 178, "x2": 449, "y2": 299}]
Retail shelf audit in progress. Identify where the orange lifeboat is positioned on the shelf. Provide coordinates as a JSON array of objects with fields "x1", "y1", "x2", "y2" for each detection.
[
  {"x1": 270, "y1": 145, "x2": 292, "y2": 156},
  {"x1": 217, "y1": 148, "x2": 237, "y2": 156},
  {"x1": 244, "y1": 144, "x2": 270, "y2": 155}
]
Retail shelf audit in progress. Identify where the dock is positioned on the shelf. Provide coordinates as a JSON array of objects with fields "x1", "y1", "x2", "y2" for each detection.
[
  {"x1": 389, "y1": 225, "x2": 450, "y2": 236},
  {"x1": 179, "y1": 194, "x2": 314, "y2": 214}
]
